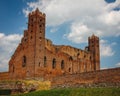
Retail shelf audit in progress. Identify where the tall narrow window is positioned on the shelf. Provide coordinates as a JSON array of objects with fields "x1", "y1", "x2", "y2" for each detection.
[
  {"x1": 52, "y1": 58, "x2": 56, "y2": 69},
  {"x1": 39, "y1": 25, "x2": 42, "y2": 28},
  {"x1": 22, "y1": 56, "x2": 26, "y2": 67},
  {"x1": 61, "y1": 60, "x2": 64, "y2": 70},
  {"x1": 69, "y1": 68, "x2": 71, "y2": 72},
  {"x1": 39, "y1": 62, "x2": 40, "y2": 67},
  {"x1": 44, "y1": 56, "x2": 47, "y2": 67},
  {"x1": 69, "y1": 56, "x2": 73, "y2": 61}
]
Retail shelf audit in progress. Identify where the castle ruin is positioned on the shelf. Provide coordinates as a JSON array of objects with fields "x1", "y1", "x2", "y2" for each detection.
[{"x1": 7, "y1": 8, "x2": 100, "y2": 79}]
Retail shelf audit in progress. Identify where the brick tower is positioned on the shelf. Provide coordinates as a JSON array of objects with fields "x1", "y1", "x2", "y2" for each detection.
[
  {"x1": 28, "y1": 8, "x2": 46, "y2": 76},
  {"x1": 9, "y1": 8, "x2": 46, "y2": 79},
  {"x1": 88, "y1": 34, "x2": 100, "y2": 71}
]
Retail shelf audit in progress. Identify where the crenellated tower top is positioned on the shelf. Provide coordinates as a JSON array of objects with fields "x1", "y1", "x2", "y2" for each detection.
[
  {"x1": 28, "y1": 8, "x2": 46, "y2": 18},
  {"x1": 88, "y1": 34, "x2": 100, "y2": 71}
]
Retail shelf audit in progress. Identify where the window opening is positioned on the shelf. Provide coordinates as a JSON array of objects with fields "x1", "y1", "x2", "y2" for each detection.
[{"x1": 52, "y1": 58, "x2": 56, "y2": 69}]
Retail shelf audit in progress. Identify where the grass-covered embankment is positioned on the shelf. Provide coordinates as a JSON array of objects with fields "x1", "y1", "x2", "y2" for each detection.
[{"x1": 15, "y1": 88, "x2": 120, "y2": 96}]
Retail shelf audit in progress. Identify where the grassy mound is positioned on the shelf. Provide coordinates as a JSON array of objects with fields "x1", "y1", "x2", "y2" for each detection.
[{"x1": 15, "y1": 88, "x2": 120, "y2": 96}]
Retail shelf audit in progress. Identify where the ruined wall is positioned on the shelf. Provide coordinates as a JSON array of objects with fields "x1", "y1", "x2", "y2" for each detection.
[
  {"x1": 51, "y1": 68, "x2": 120, "y2": 87},
  {"x1": 0, "y1": 72, "x2": 9, "y2": 80},
  {"x1": 0, "y1": 9, "x2": 100, "y2": 80}
]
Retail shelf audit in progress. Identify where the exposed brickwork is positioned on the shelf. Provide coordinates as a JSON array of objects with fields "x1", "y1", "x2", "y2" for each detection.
[
  {"x1": 0, "y1": 9, "x2": 119, "y2": 88},
  {"x1": 51, "y1": 68, "x2": 120, "y2": 87},
  {"x1": 7, "y1": 8, "x2": 100, "y2": 79},
  {"x1": 0, "y1": 72, "x2": 9, "y2": 80}
]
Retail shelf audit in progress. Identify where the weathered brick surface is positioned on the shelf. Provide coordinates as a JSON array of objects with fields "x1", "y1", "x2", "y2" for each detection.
[
  {"x1": 0, "y1": 72, "x2": 9, "y2": 80},
  {"x1": 5, "y1": 8, "x2": 100, "y2": 79},
  {"x1": 1, "y1": 9, "x2": 119, "y2": 89},
  {"x1": 51, "y1": 68, "x2": 120, "y2": 87}
]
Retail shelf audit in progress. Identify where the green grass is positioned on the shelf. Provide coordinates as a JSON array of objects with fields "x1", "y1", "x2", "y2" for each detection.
[{"x1": 14, "y1": 88, "x2": 120, "y2": 96}]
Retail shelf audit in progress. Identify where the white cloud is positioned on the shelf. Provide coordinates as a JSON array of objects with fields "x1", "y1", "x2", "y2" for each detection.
[
  {"x1": 23, "y1": 8, "x2": 30, "y2": 17},
  {"x1": 50, "y1": 27, "x2": 58, "y2": 33},
  {"x1": 99, "y1": 11, "x2": 120, "y2": 26},
  {"x1": 23, "y1": 0, "x2": 52, "y2": 17},
  {"x1": 100, "y1": 40, "x2": 115, "y2": 57},
  {"x1": 23, "y1": 0, "x2": 107, "y2": 26},
  {"x1": 105, "y1": 0, "x2": 120, "y2": 11},
  {"x1": 65, "y1": 22, "x2": 91, "y2": 43},
  {"x1": 23, "y1": 0, "x2": 120, "y2": 59},
  {"x1": 0, "y1": 33, "x2": 22, "y2": 72},
  {"x1": 101, "y1": 67, "x2": 108, "y2": 70},
  {"x1": 23, "y1": 0, "x2": 120, "y2": 38},
  {"x1": 116, "y1": 62, "x2": 120, "y2": 67}
]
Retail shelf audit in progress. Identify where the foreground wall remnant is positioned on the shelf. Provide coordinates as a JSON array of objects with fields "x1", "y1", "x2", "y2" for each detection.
[{"x1": 51, "y1": 68, "x2": 120, "y2": 88}]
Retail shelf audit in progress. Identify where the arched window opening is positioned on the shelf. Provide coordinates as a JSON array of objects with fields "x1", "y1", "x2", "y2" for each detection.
[
  {"x1": 77, "y1": 53, "x2": 80, "y2": 57},
  {"x1": 44, "y1": 56, "x2": 47, "y2": 67},
  {"x1": 61, "y1": 60, "x2": 64, "y2": 70},
  {"x1": 52, "y1": 58, "x2": 56, "y2": 69},
  {"x1": 39, "y1": 62, "x2": 40, "y2": 67},
  {"x1": 69, "y1": 68, "x2": 71, "y2": 72},
  {"x1": 69, "y1": 56, "x2": 73, "y2": 61},
  {"x1": 22, "y1": 56, "x2": 26, "y2": 67}
]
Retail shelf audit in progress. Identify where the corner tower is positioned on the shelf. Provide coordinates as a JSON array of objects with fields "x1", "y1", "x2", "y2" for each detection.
[
  {"x1": 28, "y1": 8, "x2": 46, "y2": 76},
  {"x1": 28, "y1": 8, "x2": 46, "y2": 51},
  {"x1": 88, "y1": 34, "x2": 100, "y2": 71},
  {"x1": 8, "y1": 8, "x2": 46, "y2": 79}
]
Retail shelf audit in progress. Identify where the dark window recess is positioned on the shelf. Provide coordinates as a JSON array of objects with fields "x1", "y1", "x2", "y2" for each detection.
[
  {"x1": 39, "y1": 25, "x2": 42, "y2": 27},
  {"x1": 61, "y1": 60, "x2": 64, "y2": 70},
  {"x1": 39, "y1": 62, "x2": 40, "y2": 66},
  {"x1": 69, "y1": 68, "x2": 71, "y2": 72},
  {"x1": 40, "y1": 19, "x2": 42, "y2": 22},
  {"x1": 22, "y1": 56, "x2": 26, "y2": 67},
  {"x1": 77, "y1": 53, "x2": 80, "y2": 57},
  {"x1": 69, "y1": 56, "x2": 73, "y2": 61},
  {"x1": 44, "y1": 56, "x2": 47, "y2": 67},
  {"x1": 84, "y1": 55, "x2": 86, "y2": 58},
  {"x1": 31, "y1": 18, "x2": 33, "y2": 21},
  {"x1": 52, "y1": 58, "x2": 56, "y2": 69},
  {"x1": 39, "y1": 37, "x2": 42, "y2": 39},
  {"x1": 31, "y1": 36, "x2": 32, "y2": 39},
  {"x1": 90, "y1": 56, "x2": 92, "y2": 60},
  {"x1": 24, "y1": 39, "x2": 27, "y2": 42}
]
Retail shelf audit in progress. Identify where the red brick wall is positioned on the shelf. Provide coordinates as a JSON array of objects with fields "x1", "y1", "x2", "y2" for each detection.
[
  {"x1": 51, "y1": 68, "x2": 120, "y2": 87},
  {"x1": 0, "y1": 72, "x2": 10, "y2": 80}
]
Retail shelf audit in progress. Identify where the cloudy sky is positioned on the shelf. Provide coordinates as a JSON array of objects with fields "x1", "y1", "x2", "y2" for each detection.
[{"x1": 0, "y1": 0, "x2": 120, "y2": 72}]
